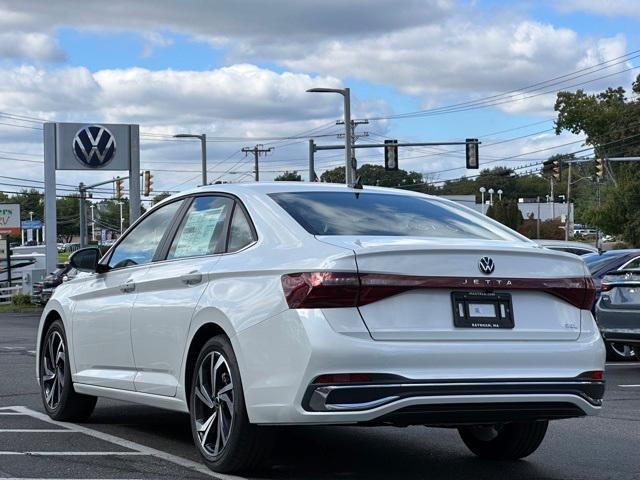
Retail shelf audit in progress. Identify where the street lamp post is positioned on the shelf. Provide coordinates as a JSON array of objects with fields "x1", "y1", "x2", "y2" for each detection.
[
  {"x1": 174, "y1": 133, "x2": 207, "y2": 186},
  {"x1": 306, "y1": 87, "x2": 354, "y2": 185},
  {"x1": 488, "y1": 188, "x2": 495, "y2": 206},
  {"x1": 118, "y1": 201, "x2": 124, "y2": 235},
  {"x1": 479, "y1": 187, "x2": 486, "y2": 215},
  {"x1": 90, "y1": 205, "x2": 95, "y2": 242},
  {"x1": 497, "y1": 189, "x2": 503, "y2": 201}
]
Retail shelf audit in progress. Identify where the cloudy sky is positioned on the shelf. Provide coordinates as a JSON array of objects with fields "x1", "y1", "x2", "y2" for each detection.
[{"x1": 0, "y1": 0, "x2": 638, "y2": 198}]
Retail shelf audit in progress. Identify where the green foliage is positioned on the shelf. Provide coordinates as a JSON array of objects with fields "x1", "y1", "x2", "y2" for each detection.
[
  {"x1": 554, "y1": 74, "x2": 640, "y2": 246},
  {"x1": 518, "y1": 218, "x2": 565, "y2": 240},
  {"x1": 486, "y1": 199, "x2": 523, "y2": 231},
  {"x1": 320, "y1": 164, "x2": 424, "y2": 188},
  {"x1": 11, "y1": 293, "x2": 32, "y2": 306},
  {"x1": 152, "y1": 192, "x2": 171, "y2": 204},
  {"x1": 274, "y1": 171, "x2": 302, "y2": 181}
]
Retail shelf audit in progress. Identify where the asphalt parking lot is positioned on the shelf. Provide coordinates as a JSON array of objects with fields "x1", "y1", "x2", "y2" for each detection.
[{"x1": 1, "y1": 312, "x2": 639, "y2": 480}]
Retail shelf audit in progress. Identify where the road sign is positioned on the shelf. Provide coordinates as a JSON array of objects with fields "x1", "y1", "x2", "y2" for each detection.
[
  {"x1": 0, "y1": 204, "x2": 21, "y2": 236},
  {"x1": 21, "y1": 220, "x2": 42, "y2": 230}
]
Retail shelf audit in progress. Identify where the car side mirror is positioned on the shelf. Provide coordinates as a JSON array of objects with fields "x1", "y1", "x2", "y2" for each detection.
[{"x1": 69, "y1": 248, "x2": 108, "y2": 273}]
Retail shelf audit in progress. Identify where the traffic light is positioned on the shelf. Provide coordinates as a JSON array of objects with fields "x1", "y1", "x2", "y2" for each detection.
[
  {"x1": 465, "y1": 138, "x2": 479, "y2": 169},
  {"x1": 552, "y1": 158, "x2": 562, "y2": 182},
  {"x1": 541, "y1": 158, "x2": 554, "y2": 177},
  {"x1": 595, "y1": 158, "x2": 605, "y2": 179},
  {"x1": 143, "y1": 170, "x2": 153, "y2": 196},
  {"x1": 384, "y1": 140, "x2": 399, "y2": 171},
  {"x1": 115, "y1": 178, "x2": 124, "y2": 199}
]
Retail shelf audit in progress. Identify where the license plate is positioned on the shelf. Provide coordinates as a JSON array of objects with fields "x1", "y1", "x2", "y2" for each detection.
[{"x1": 451, "y1": 291, "x2": 514, "y2": 329}]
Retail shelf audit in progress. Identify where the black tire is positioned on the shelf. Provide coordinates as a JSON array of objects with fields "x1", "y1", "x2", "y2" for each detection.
[
  {"x1": 189, "y1": 335, "x2": 274, "y2": 473},
  {"x1": 458, "y1": 421, "x2": 548, "y2": 460},
  {"x1": 605, "y1": 342, "x2": 637, "y2": 362},
  {"x1": 40, "y1": 319, "x2": 97, "y2": 421}
]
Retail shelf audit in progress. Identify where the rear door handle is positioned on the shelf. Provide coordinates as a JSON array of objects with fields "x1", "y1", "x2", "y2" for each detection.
[
  {"x1": 181, "y1": 272, "x2": 203, "y2": 285},
  {"x1": 120, "y1": 280, "x2": 135, "y2": 293}
]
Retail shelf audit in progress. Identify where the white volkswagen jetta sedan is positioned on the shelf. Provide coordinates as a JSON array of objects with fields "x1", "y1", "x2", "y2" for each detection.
[{"x1": 37, "y1": 183, "x2": 605, "y2": 473}]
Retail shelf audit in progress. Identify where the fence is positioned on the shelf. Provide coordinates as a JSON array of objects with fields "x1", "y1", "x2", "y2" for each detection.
[{"x1": 0, "y1": 284, "x2": 23, "y2": 303}]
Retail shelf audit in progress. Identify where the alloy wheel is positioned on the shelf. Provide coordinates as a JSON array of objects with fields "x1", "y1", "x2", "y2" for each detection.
[
  {"x1": 42, "y1": 331, "x2": 65, "y2": 409},
  {"x1": 193, "y1": 351, "x2": 235, "y2": 457},
  {"x1": 610, "y1": 343, "x2": 636, "y2": 359}
]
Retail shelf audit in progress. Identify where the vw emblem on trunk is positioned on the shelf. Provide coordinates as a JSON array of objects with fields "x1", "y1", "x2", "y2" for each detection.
[
  {"x1": 478, "y1": 256, "x2": 495, "y2": 274},
  {"x1": 72, "y1": 125, "x2": 116, "y2": 168}
]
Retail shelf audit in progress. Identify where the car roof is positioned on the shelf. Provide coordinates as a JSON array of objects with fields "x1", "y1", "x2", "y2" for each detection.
[{"x1": 173, "y1": 182, "x2": 432, "y2": 199}]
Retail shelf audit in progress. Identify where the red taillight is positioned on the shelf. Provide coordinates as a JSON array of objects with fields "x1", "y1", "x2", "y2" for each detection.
[
  {"x1": 600, "y1": 281, "x2": 612, "y2": 292},
  {"x1": 281, "y1": 272, "x2": 597, "y2": 310},
  {"x1": 280, "y1": 272, "x2": 359, "y2": 308},
  {"x1": 590, "y1": 370, "x2": 604, "y2": 381},
  {"x1": 313, "y1": 373, "x2": 371, "y2": 384}
]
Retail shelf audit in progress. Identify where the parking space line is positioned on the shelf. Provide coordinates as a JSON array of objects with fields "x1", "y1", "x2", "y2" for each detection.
[
  {"x1": 619, "y1": 384, "x2": 640, "y2": 388},
  {"x1": 0, "y1": 451, "x2": 149, "y2": 456},
  {"x1": 8, "y1": 406, "x2": 248, "y2": 480},
  {"x1": 0, "y1": 428, "x2": 76, "y2": 433}
]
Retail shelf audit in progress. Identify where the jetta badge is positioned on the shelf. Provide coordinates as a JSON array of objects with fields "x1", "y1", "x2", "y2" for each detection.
[
  {"x1": 478, "y1": 256, "x2": 495, "y2": 274},
  {"x1": 73, "y1": 125, "x2": 116, "y2": 168}
]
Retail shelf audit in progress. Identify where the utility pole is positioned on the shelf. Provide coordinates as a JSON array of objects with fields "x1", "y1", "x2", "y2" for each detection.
[
  {"x1": 79, "y1": 182, "x2": 87, "y2": 248},
  {"x1": 241, "y1": 145, "x2": 273, "y2": 182},
  {"x1": 550, "y1": 178, "x2": 555, "y2": 219},
  {"x1": 118, "y1": 201, "x2": 124, "y2": 235},
  {"x1": 536, "y1": 196, "x2": 541, "y2": 239},
  {"x1": 90, "y1": 204, "x2": 95, "y2": 242},
  {"x1": 564, "y1": 162, "x2": 572, "y2": 241},
  {"x1": 309, "y1": 139, "x2": 316, "y2": 182}
]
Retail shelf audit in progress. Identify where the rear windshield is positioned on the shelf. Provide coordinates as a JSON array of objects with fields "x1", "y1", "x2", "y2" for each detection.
[{"x1": 269, "y1": 191, "x2": 518, "y2": 240}]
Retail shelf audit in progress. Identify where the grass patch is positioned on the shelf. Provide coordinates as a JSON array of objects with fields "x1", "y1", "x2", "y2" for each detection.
[
  {"x1": 0, "y1": 303, "x2": 43, "y2": 314},
  {"x1": 58, "y1": 251, "x2": 71, "y2": 263}
]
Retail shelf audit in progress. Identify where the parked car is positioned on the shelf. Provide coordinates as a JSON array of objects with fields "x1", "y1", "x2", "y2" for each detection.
[
  {"x1": 37, "y1": 183, "x2": 605, "y2": 473},
  {"x1": 535, "y1": 240, "x2": 598, "y2": 256},
  {"x1": 584, "y1": 249, "x2": 640, "y2": 360},
  {"x1": 595, "y1": 270, "x2": 640, "y2": 360},
  {"x1": 31, "y1": 263, "x2": 77, "y2": 306}
]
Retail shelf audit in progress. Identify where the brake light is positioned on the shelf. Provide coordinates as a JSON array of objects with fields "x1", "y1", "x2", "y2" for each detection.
[{"x1": 281, "y1": 272, "x2": 596, "y2": 309}]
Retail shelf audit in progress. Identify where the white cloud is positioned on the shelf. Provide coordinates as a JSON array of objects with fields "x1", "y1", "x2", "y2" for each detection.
[
  {"x1": 555, "y1": 0, "x2": 640, "y2": 18},
  {"x1": 0, "y1": 32, "x2": 65, "y2": 62}
]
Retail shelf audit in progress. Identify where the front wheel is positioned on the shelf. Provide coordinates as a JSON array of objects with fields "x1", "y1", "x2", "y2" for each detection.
[
  {"x1": 189, "y1": 335, "x2": 274, "y2": 473},
  {"x1": 40, "y1": 320, "x2": 97, "y2": 421},
  {"x1": 458, "y1": 421, "x2": 548, "y2": 460}
]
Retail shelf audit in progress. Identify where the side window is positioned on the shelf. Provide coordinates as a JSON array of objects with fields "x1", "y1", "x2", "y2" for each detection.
[
  {"x1": 227, "y1": 205, "x2": 256, "y2": 253},
  {"x1": 167, "y1": 196, "x2": 233, "y2": 259},
  {"x1": 108, "y1": 200, "x2": 183, "y2": 269},
  {"x1": 623, "y1": 257, "x2": 640, "y2": 270}
]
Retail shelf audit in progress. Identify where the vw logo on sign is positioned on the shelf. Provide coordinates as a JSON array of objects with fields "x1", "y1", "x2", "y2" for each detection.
[
  {"x1": 72, "y1": 125, "x2": 116, "y2": 168},
  {"x1": 478, "y1": 256, "x2": 495, "y2": 275}
]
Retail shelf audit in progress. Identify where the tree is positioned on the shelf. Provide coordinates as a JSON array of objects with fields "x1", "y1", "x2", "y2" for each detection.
[
  {"x1": 12, "y1": 189, "x2": 43, "y2": 221},
  {"x1": 274, "y1": 171, "x2": 302, "y2": 181},
  {"x1": 152, "y1": 192, "x2": 171, "y2": 204},
  {"x1": 320, "y1": 164, "x2": 423, "y2": 187},
  {"x1": 56, "y1": 195, "x2": 80, "y2": 242},
  {"x1": 486, "y1": 199, "x2": 523, "y2": 231},
  {"x1": 554, "y1": 74, "x2": 640, "y2": 245}
]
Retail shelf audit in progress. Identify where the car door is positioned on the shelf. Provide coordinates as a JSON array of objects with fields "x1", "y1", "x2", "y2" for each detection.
[
  {"x1": 130, "y1": 194, "x2": 235, "y2": 396},
  {"x1": 71, "y1": 199, "x2": 185, "y2": 391}
]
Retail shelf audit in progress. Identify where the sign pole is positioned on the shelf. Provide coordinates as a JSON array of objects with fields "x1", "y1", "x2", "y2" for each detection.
[
  {"x1": 5, "y1": 236, "x2": 11, "y2": 287},
  {"x1": 44, "y1": 123, "x2": 58, "y2": 275},
  {"x1": 129, "y1": 125, "x2": 141, "y2": 224}
]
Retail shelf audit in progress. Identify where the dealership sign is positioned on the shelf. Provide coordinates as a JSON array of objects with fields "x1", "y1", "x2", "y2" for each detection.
[
  {"x1": 0, "y1": 204, "x2": 21, "y2": 236},
  {"x1": 54, "y1": 122, "x2": 132, "y2": 171}
]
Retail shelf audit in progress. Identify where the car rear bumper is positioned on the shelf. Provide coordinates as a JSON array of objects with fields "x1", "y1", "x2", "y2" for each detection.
[
  {"x1": 236, "y1": 308, "x2": 606, "y2": 425},
  {"x1": 600, "y1": 328, "x2": 640, "y2": 345},
  {"x1": 303, "y1": 376, "x2": 604, "y2": 413}
]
